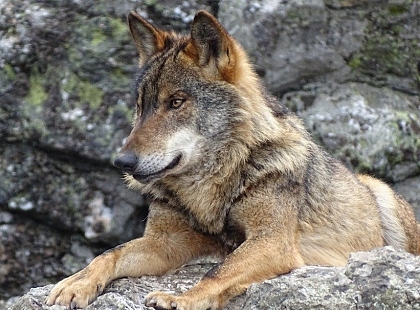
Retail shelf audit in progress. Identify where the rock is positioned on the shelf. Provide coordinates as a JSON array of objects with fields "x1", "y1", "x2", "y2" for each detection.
[
  {"x1": 244, "y1": 247, "x2": 420, "y2": 309},
  {"x1": 0, "y1": 297, "x2": 18, "y2": 310},
  {"x1": 0, "y1": 217, "x2": 78, "y2": 299},
  {"x1": 393, "y1": 176, "x2": 420, "y2": 219},
  {"x1": 8, "y1": 247, "x2": 420, "y2": 309},
  {"x1": 0, "y1": 144, "x2": 147, "y2": 243},
  {"x1": 219, "y1": 0, "x2": 420, "y2": 95},
  {"x1": 281, "y1": 82, "x2": 420, "y2": 183}
]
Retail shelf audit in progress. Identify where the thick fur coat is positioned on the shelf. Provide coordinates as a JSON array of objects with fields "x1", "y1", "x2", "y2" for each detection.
[{"x1": 46, "y1": 10, "x2": 420, "y2": 310}]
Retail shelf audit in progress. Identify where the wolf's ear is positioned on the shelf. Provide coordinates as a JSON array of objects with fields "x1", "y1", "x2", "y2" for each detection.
[
  {"x1": 128, "y1": 11, "x2": 167, "y2": 65},
  {"x1": 186, "y1": 11, "x2": 238, "y2": 82}
]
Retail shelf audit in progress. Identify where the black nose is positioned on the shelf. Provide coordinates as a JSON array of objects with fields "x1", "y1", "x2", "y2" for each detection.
[{"x1": 114, "y1": 152, "x2": 138, "y2": 173}]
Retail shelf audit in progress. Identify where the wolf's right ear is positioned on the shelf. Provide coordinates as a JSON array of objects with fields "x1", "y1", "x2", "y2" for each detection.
[
  {"x1": 185, "y1": 11, "x2": 239, "y2": 83},
  {"x1": 127, "y1": 11, "x2": 167, "y2": 65}
]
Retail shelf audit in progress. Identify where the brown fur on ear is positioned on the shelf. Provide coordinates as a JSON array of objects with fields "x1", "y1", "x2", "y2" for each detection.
[
  {"x1": 128, "y1": 11, "x2": 169, "y2": 65},
  {"x1": 184, "y1": 10, "x2": 239, "y2": 83}
]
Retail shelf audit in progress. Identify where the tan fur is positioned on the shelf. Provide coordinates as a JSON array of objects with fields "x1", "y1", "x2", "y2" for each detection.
[
  {"x1": 46, "y1": 10, "x2": 420, "y2": 310},
  {"x1": 357, "y1": 175, "x2": 408, "y2": 250}
]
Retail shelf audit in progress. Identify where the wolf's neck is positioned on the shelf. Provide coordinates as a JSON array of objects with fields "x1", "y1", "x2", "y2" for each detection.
[{"x1": 155, "y1": 112, "x2": 313, "y2": 235}]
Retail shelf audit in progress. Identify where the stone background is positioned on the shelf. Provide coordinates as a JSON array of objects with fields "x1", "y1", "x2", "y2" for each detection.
[{"x1": 0, "y1": 0, "x2": 419, "y2": 306}]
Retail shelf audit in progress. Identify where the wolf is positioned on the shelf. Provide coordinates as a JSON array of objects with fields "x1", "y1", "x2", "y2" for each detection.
[{"x1": 46, "y1": 10, "x2": 420, "y2": 310}]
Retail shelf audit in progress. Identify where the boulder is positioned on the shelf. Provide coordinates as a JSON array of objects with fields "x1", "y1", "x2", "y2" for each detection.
[{"x1": 8, "y1": 247, "x2": 420, "y2": 309}]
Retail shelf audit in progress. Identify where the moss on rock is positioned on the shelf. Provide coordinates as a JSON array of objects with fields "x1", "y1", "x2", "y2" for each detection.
[
  {"x1": 24, "y1": 69, "x2": 48, "y2": 106},
  {"x1": 346, "y1": 1, "x2": 420, "y2": 92},
  {"x1": 62, "y1": 72, "x2": 104, "y2": 109}
]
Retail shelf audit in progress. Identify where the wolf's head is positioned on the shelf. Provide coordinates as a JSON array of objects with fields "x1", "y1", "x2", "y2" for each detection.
[{"x1": 114, "y1": 11, "x2": 282, "y2": 185}]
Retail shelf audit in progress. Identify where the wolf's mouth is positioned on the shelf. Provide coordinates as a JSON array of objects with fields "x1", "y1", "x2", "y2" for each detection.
[{"x1": 132, "y1": 154, "x2": 182, "y2": 183}]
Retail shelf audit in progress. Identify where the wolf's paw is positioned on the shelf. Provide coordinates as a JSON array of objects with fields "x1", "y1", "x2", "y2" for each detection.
[
  {"x1": 144, "y1": 291, "x2": 220, "y2": 310},
  {"x1": 45, "y1": 270, "x2": 104, "y2": 309},
  {"x1": 144, "y1": 291, "x2": 181, "y2": 310}
]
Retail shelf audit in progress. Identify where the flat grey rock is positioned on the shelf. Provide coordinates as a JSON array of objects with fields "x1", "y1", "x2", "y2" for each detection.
[{"x1": 9, "y1": 247, "x2": 420, "y2": 309}]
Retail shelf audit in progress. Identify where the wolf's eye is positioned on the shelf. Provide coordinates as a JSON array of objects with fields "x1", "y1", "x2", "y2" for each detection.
[{"x1": 170, "y1": 98, "x2": 185, "y2": 109}]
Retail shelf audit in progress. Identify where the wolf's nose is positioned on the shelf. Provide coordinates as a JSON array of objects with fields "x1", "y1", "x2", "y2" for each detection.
[{"x1": 114, "y1": 152, "x2": 138, "y2": 173}]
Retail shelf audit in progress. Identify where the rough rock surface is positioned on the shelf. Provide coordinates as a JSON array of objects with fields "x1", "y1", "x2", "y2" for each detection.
[
  {"x1": 394, "y1": 176, "x2": 420, "y2": 219},
  {"x1": 8, "y1": 247, "x2": 420, "y2": 309},
  {"x1": 1, "y1": 0, "x2": 419, "y2": 305},
  {"x1": 219, "y1": 0, "x2": 420, "y2": 95},
  {"x1": 281, "y1": 82, "x2": 420, "y2": 182}
]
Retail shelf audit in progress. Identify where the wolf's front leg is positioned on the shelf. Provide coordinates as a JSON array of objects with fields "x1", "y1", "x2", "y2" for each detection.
[
  {"x1": 45, "y1": 248, "x2": 117, "y2": 308},
  {"x1": 46, "y1": 236, "x2": 183, "y2": 308},
  {"x1": 46, "y1": 205, "x2": 221, "y2": 308},
  {"x1": 144, "y1": 232, "x2": 305, "y2": 310}
]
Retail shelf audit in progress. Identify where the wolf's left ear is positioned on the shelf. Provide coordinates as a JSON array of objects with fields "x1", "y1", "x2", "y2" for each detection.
[
  {"x1": 186, "y1": 11, "x2": 238, "y2": 82},
  {"x1": 128, "y1": 11, "x2": 168, "y2": 65}
]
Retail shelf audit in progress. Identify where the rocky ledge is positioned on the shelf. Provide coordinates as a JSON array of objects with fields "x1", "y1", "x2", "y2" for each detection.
[{"x1": 9, "y1": 247, "x2": 420, "y2": 309}]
